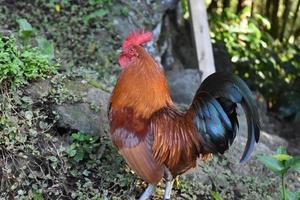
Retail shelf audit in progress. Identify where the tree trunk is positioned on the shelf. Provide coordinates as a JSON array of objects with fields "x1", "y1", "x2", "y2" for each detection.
[
  {"x1": 188, "y1": 0, "x2": 215, "y2": 80},
  {"x1": 251, "y1": 1, "x2": 255, "y2": 17},
  {"x1": 294, "y1": 26, "x2": 300, "y2": 40},
  {"x1": 265, "y1": 0, "x2": 272, "y2": 18},
  {"x1": 289, "y1": 0, "x2": 300, "y2": 39},
  {"x1": 223, "y1": 0, "x2": 230, "y2": 9},
  {"x1": 222, "y1": 0, "x2": 230, "y2": 15},
  {"x1": 270, "y1": 0, "x2": 280, "y2": 38},
  {"x1": 279, "y1": 0, "x2": 291, "y2": 41}
]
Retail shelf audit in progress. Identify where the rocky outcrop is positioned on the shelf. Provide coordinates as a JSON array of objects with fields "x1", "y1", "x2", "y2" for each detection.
[
  {"x1": 54, "y1": 81, "x2": 110, "y2": 136},
  {"x1": 26, "y1": 78, "x2": 110, "y2": 137},
  {"x1": 165, "y1": 69, "x2": 202, "y2": 107}
]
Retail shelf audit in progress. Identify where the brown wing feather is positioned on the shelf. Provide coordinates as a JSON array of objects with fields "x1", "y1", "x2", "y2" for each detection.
[
  {"x1": 151, "y1": 107, "x2": 202, "y2": 176},
  {"x1": 120, "y1": 133, "x2": 163, "y2": 183},
  {"x1": 109, "y1": 107, "x2": 149, "y2": 148},
  {"x1": 109, "y1": 107, "x2": 163, "y2": 183}
]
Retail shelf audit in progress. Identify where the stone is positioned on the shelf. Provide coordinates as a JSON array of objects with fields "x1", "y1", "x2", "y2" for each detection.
[
  {"x1": 55, "y1": 102, "x2": 105, "y2": 136},
  {"x1": 237, "y1": 108, "x2": 288, "y2": 150},
  {"x1": 165, "y1": 69, "x2": 202, "y2": 107},
  {"x1": 54, "y1": 80, "x2": 110, "y2": 136},
  {"x1": 24, "y1": 80, "x2": 52, "y2": 102}
]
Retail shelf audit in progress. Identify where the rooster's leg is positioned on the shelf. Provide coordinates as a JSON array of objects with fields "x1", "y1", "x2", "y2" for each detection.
[
  {"x1": 138, "y1": 184, "x2": 156, "y2": 200},
  {"x1": 163, "y1": 167, "x2": 174, "y2": 200},
  {"x1": 163, "y1": 179, "x2": 174, "y2": 200}
]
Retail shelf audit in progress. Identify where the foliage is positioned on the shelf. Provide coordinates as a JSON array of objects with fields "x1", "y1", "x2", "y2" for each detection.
[
  {"x1": 258, "y1": 146, "x2": 300, "y2": 200},
  {"x1": 211, "y1": 191, "x2": 224, "y2": 200},
  {"x1": 0, "y1": 18, "x2": 57, "y2": 89},
  {"x1": 0, "y1": 0, "x2": 119, "y2": 82},
  {"x1": 0, "y1": 36, "x2": 56, "y2": 88},
  {"x1": 0, "y1": 67, "x2": 138, "y2": 199},
  {"x1": 67, "y1": 132, "x2": 99, "y2": 162},
  {"x1": 210, "y1": 8, "x2": 300, "y2": 121},
  {"x1": 84, "y1": 0, "x2": 112, "y2": 26},
  {"x1": 17, "y1": 18, "x2": 34, "y2": 42}
]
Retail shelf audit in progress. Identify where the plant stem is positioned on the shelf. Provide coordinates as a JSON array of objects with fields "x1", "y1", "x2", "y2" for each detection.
[{"x1": 281, "y1": 174, "x2": 286, "y2": 200}]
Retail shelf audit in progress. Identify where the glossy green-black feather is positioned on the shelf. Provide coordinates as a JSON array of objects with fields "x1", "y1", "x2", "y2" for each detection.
[{"x1": 190, "y1": 72, "x2": 260, "y2": 162}]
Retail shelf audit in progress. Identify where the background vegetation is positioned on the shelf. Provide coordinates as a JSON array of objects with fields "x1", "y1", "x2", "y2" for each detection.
[{"x1": 206, "y1": 0, "x2": 300, "y2": 121}]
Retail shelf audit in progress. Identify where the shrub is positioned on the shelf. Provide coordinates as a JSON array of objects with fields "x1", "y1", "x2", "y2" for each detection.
[
  {"x1": 210, "y1": 9, "x2": 300, "y2": 121},
  {"x1": 0, "y1": 36, "x2": 57, "y2": 88}
]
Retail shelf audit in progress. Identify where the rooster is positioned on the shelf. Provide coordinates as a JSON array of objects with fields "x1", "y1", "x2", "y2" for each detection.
[{"x1": 108, "y1": 30, "x2": 260, "y2": 200}]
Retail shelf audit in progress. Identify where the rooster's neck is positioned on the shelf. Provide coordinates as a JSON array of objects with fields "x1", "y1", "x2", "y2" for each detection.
[{"x1": 111, "y1": 56, "x2": 173, "y2": 118}]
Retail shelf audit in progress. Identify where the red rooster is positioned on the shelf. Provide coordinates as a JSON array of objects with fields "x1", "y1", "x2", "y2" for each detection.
[{"x1": 108, "y1": 30, "x2": 260, "y2": 200}]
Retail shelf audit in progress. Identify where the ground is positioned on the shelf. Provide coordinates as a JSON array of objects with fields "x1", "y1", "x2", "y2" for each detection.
[{"x1": 0, "y1": 1, "x2": 299, "y2": 200}]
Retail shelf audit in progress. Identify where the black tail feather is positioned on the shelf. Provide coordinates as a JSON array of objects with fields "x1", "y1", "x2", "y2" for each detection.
[{"x1": 190, "y1": 72, "x2": 260, "y2": 162}]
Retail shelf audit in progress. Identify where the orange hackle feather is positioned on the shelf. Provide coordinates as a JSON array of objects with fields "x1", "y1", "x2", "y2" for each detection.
[{"x1": 111, "y1": 45, "x2": 172, "y2": 119}]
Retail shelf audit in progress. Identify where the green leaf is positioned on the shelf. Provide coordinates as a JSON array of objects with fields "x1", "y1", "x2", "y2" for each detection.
[
  {"x1": 276, "y1": 146, "x2": 287, "y2": 154},
  {"x1": 257, "y1": 155, "x2": 285, "y2": 174},
  {"x1": 36, "y1": 37, "x2": 54, "y2": 60},
  {"x1": 48, "y1": 156, "x2": 58, "y2": 162},
  {"x1": 273, "y1": 154, "x2": 292, "y2": 162},
  {"x1": 17, "y1": 19, "x2": 34, "y2": 40},
  {"x1": 68, "y1": 148, "x2": 77, "y2": 157},
  {"x1": 74, "y1": 151, "x2": 84, "y2": 162},
  {"x1": 32, "y1": 191, "x2": 44, "y2": 200},
  {"x1": 82, "y1": 169, "x2": 90, "y2": 176},
  {"x1": 211, "y1": 191, "x2": 224, "y2": 200},
  {"x1": 84, "y1": 9, "x2": 109, "y2": 25},
  {"x1": 254, "y1": 14, "x2": 271, "y2": 30},
  {"x1": 286, "y1": 189, "x2": 300, "y2": 200},
  {"x1": 290, "y1": 156, "x2": 300, "y2": 172},
  {"x1": 24, "y1": 111, "x2": 33, "y2": 120}
]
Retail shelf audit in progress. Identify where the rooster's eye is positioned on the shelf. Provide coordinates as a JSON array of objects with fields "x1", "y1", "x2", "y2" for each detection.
[{"x1": 129, "y1": 48, "x2": 134, "y2": 53}]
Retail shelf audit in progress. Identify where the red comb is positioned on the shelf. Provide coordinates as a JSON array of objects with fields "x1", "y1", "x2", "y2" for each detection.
[{"x1": 122, "y1": 29, "x2": 153, "y2": 49}]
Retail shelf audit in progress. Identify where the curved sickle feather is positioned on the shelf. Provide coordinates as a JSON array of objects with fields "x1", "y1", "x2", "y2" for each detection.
[{"x1": 191, "y1": 72, "x2": 260, "y2": 162}]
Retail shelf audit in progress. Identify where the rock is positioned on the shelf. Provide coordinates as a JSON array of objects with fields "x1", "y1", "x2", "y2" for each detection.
[
  {"x1": 111, "y1": 1, "x2": 180, "y2": 66},
  {"x1": 54, "y1": 80, "x2": 110, "y2": 136},
  {"x1": 165, "y1": 69, "x2": 202, "y2": 107},
  {"x1": 25, "y1": 80, "x2": 52, "y2": 102},
  {"x1": 55, "y1": 102, "x2": 105, "y2": 136},
  {"x1": 86, "y1": 88, "x2": 110, "y2": 113},
  {"x1": 237, "y1": 108, "x2": 288, "y2": 151},
  {"x1": 161, "y1": 0, "x2": 179, "y2": 10},
  {"x1": 259, "y1": 130, "x2": 289, "y2": 151},
  {"x1": 159, "y1": 9, "x2": 198, "y2": 70},
  {"x1": 111, "y1": 1, "x2": 165, "y2": 38},
  {"x1": 26, "y1": 76, "x2": 110, "y2": 136},
  {"x1": 226, "y1": 134, "x2": 274, "y2": 176},
  {"x1": 159, "y1": 13, "x2": 185, "y2": 70},
  {"x1": 112, "y1": 17, "x2": 137, "y2": 39},
  {"x1": 0, "y1": 30, "x2": 15, "y2": 37}
]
